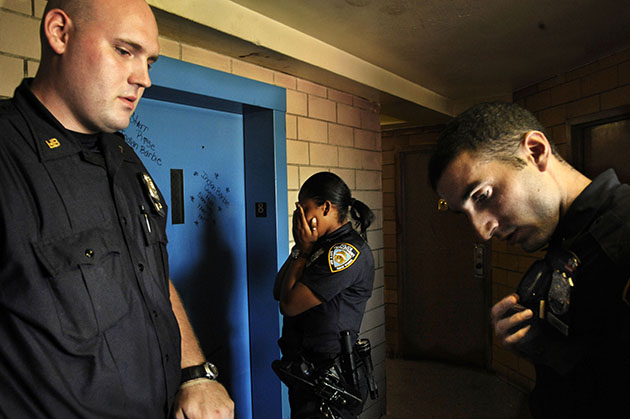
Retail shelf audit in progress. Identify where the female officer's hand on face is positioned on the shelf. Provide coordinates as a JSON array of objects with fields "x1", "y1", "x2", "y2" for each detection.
[{"x1": 292, "y1": 202, "x2": 319, "y2": 254}]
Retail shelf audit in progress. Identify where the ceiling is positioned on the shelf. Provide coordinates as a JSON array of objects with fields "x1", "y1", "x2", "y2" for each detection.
[{"x1": 152, "y1": 0, "x2": 630, "y2": 128}]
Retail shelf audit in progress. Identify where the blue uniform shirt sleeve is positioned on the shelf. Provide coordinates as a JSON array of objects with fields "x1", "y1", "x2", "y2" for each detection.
[{"x1": 300, "y1": 241, "x2": 370, "y2": 302}]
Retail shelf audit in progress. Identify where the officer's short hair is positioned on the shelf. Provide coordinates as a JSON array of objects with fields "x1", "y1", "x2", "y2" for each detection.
[{"x1": 428, "y1": 102, "x2": 557, "y2": 191}]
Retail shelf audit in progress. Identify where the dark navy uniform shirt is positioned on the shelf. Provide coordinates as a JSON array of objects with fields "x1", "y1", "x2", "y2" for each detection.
[
  {"x1": 0, "y1": 80, "x2": 181, "y2": 418},
  {"x1": 527, "y1": 169, "x2": 630, "y2": 418},
  {"x1": 280, "y1": 222, "x2": 374, "y2": 357}
]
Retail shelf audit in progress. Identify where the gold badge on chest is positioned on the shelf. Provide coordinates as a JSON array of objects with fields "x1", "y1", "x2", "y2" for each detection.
[{"x1": 140, "y1": 172, "x2": 165, "y2": 217}]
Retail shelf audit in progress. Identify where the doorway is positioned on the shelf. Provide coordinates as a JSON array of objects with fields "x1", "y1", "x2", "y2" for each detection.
[
  {"x1": 122, "y1": 56, "x2": 288, "y2": 418},
  {"x1": 397, "y1": 146, "x2": 490, "y2": 367},
  {"x1": 571, "y1": 107, "x2": 630, "y2": 182}
]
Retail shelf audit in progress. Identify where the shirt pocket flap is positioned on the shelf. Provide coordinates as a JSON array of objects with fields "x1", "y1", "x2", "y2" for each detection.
[{"x1": 32, "y1": 228, "x2": 120, "y2": 276}]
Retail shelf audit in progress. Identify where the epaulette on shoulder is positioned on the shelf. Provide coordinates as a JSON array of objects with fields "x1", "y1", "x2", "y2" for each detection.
[
  {"x1": 0, "y1": 98, "x2": 18, "y2": 117},
  {"x1": 587, "y1": 207, "x2": 630, "y2": 270},
  {"x1": 0, "y1": 99, "x2": 22, "y2": 138}
]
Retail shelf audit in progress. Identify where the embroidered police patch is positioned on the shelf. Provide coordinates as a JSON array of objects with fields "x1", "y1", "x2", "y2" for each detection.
[{"x1": 328, "y1": 243, "x2": 360, "y2": 272}]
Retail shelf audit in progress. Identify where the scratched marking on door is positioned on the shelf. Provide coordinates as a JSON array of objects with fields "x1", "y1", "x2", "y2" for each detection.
[
  {"x1": 191, "y1": 170, "x2": 231, "y2": 226},
  {"x1": 123, "y1": 113, "x2": 164, "y2": 167}
]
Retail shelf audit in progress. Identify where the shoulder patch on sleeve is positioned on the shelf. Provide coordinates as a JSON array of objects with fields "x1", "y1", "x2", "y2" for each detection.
[{"x1": 328, "y1": 242, "x2": 360, "y2": 272}]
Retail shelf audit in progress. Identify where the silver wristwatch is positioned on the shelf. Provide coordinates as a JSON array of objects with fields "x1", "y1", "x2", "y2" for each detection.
[{"x1": 180, "y1": 361, "x2": 219, "y2": 383}]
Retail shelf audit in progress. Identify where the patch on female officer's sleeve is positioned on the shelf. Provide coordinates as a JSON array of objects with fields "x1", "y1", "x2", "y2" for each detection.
[{"x1": 328, "y1": 243, "x2": 360, "y2": 272}]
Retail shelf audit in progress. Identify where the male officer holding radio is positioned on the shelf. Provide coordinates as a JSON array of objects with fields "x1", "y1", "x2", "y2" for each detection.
[
  {"x1": 429, "y1": 102, "x2": 630, "y2": 418},
  {"x1": 0, "y1": 0, "x2": 233, "y2": 417}
]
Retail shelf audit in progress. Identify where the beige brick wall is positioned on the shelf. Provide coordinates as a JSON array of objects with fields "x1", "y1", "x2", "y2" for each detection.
[
  {"x1": 0, "y1": 3, "x2": 386, "y2": 417},
  {"x1": 514, "y1": 48, "x2": 630, "y2": 159},
  {"x1": 0, "y1": 1, "x2": 44, "y2": 97}
]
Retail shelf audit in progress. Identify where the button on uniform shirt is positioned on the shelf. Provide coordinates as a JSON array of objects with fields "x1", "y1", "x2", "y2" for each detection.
[
  {"x1": 0, "y1": 79, "x2": 181, "y2": 418},
  {"x1": 279, "y1": 222, "x2": 374, "y2": 357}
]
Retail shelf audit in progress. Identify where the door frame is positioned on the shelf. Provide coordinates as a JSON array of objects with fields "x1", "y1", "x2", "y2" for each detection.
[
  {"x1": 569, "y1": 105, "x2": 630, "y2": 171},
  {"x1": 395, "y1": 144, "x2": 492, "y2": 369},
  {"x1": 143, "y1": 56, "x2": 288, "y2": 418}
]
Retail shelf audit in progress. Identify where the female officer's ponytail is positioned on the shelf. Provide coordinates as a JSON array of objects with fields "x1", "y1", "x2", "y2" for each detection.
[
  {"x1": 348, "y1": 197, "x2": 374, "y2": 239},
  {"x1": 298, "y1": 172, "x2": 374, "y2": 240}
]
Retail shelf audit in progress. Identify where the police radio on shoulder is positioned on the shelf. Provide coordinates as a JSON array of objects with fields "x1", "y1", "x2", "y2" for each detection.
[{"x1": 180, "y1": 361, "x2": 219, "y2": 384}]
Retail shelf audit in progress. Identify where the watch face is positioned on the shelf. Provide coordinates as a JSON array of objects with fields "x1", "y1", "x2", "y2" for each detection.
[{"x1": 204, "y1": 362, "x2": 219, "y2": 380}]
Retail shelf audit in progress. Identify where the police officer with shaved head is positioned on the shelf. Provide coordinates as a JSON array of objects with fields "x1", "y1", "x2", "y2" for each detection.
[{"x1": 0, "y1": 0, "x2": 233, "y2": 417}]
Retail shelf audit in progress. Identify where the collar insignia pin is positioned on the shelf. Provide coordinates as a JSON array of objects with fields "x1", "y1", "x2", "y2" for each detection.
[{"x1": 45, "y1": 138, "x2": 61, "y2": 149}]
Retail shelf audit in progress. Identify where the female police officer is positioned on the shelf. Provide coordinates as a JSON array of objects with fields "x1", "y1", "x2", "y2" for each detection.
[{"x1": 273, "y1": 172, "x2": 375, "y2": 419}]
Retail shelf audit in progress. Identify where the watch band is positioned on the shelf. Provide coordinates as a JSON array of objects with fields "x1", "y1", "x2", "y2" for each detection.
[
  {"x1": 290, "y1": 247, "x2": 308, "y2": 260},
  {"x1": 180, "y1": 361, "x2": 219, "y2": 384}
]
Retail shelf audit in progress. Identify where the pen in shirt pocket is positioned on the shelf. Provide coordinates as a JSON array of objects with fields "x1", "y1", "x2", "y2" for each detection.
[{"x1": 140, "y1": 204, "x2": 152, "y2": 233}]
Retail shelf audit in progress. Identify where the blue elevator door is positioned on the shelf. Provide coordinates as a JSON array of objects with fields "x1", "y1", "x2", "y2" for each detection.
[{"x1": 122, "y1": 97, "x2": 252, "y2": 417}]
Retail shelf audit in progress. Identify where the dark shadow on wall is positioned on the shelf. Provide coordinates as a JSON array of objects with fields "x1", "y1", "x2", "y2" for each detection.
[{"x1": 175, "y1": 210, "x2": 236, "y2": 403}]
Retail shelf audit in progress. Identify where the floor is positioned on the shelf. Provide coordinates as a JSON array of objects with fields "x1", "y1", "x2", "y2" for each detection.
[{"x1": 386, "y1": 359, "x2": 532, "y2": 419}]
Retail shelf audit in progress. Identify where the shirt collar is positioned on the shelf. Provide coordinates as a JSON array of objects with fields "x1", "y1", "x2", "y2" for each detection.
[
  {"x1": 12, "y1": 78, "x2": 82, "y2": 162},
  {"x1": 319, "y1": 222, "x2": 354, "y2": 245},
  {"x1": 12, "y1": 78, "x2": 135, "y2": 166}
]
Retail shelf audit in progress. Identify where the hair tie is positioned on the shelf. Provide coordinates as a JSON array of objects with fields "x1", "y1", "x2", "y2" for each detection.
[{"x1": 350, "y1": 198, "x2": 357, "y2": 207}]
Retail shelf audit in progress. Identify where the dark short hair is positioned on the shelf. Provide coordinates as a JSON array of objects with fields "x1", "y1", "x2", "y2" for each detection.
[
  {"x1": 428, "y1": 102, "x2": 555, "y2": 191},
  {"x1": 299, "y1": 172, "x2": 374, "y2": 239}
]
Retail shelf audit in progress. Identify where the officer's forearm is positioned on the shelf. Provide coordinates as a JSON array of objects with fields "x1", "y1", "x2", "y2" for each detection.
[
  {"x1": 169, "y1": 280, "x2": 205, "y2": 368},
  {"x1": 279, "y1": 257, "x2": 308, "y2": 315},
  {"x1": 273, "y1": 256, "x2": 292, "y2": 301}
]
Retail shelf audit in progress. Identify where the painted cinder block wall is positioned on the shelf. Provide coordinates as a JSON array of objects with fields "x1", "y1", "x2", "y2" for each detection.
[
  {"x1": 0, "y1": 1, "x2": 45, "y2": 97},
  {"x1": 0, "y1": 2, "x2": 386, "y2": 418}
]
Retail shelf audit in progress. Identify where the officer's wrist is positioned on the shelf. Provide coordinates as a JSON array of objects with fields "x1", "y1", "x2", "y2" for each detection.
[
  {"x1": 180, "y1": 361, "x2": 219, "y2": 384},
  {"x1": 290, "y1": 247, "x2": 309, "y2": 260},
  {"x1": 179, "y1": 377, "x2": 215, "y2": 390}
]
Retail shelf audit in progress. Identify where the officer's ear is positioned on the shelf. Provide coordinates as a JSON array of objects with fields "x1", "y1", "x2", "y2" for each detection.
[
  {"x1": 42, "y1": 8, "x2": 73, "y2": 55},
  {"x1": 521, "y1": 130, "x2": 552, "y2": 172},
  {"x1": 322, "y1": 200, "x2": 332, "y2": 217}
]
